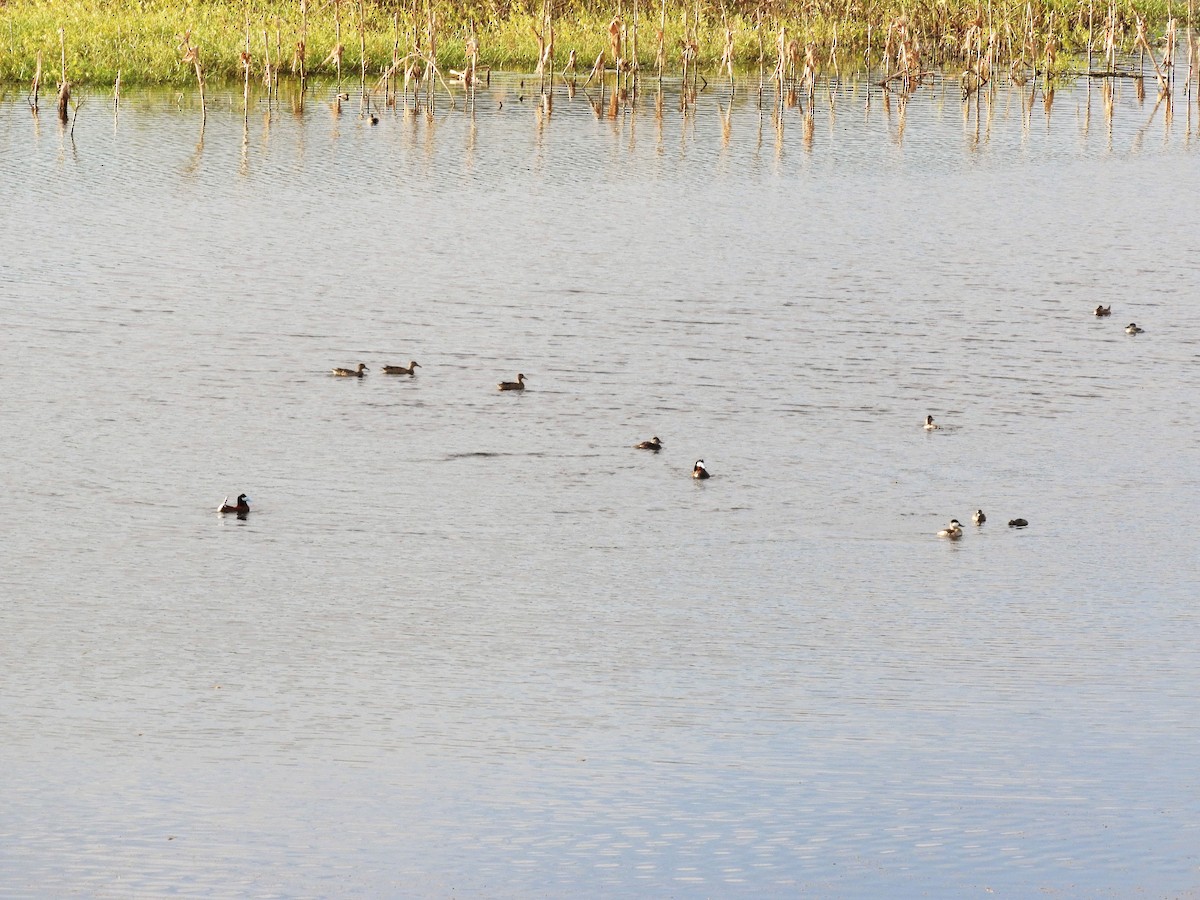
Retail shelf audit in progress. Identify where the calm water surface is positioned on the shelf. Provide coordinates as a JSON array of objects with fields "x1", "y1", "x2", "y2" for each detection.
[{"x1": 2, "y1": 74, "x2": 1199, "y2": 896}]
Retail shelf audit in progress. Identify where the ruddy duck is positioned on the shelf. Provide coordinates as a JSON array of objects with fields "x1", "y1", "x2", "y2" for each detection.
[
  {"x1": 498, "y1": 373, "x2": 526, "y2": 391},
  {"x1": 218, "y1": 494, "x2": 250, "y2": 516},
  {"x1": 1008, "y1": 518, "x2": 1029, "y2": 528},
  {"x1": 937, "y1": 519, "x2": 963, "y2": 539},
  {"x1": 382, "y1": 361, "x2": 421, "y2": 375},
  {"x1": 972, "y1": 509, "x2": 986, "y2": 525},
  {"x1": 635, "y1": 437, "x2": 663, "y2": 451},
  {"x1": 1125, "y1": 323, "x2": 1144, "y2": 334},
  {"x1": 924, "y1": 415, "x2": 940, "y2": 431},
  {"x1": 692, "y1": 459, "x2": 710, "y2": 479},
  {"x1": 332, "y1": 363, "x2": 369, "y2": 377},
  {"x1": 1094, "y1": 305, "x2": 1111, "y2": 317}
]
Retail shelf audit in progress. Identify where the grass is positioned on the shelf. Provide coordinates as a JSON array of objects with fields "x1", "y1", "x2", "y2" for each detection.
[{"x1": 0, "y1": 0, "x2": 1187, "y2": 86}]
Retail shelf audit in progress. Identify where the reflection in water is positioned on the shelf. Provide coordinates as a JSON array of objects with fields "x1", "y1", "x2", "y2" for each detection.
[
  {"x1": 1083, "y1": 81, "x2": 1091, "y2": 140},
  {"x1": 11, "y1": 68, "x2": 1198, "y2": 165},
  {"x1": 464, "y1": 108, "x2": 476, "y2": 172},
  {"x1": 240, "y1": 113, "x2": 249, "y2": 177},
  {"x1": 182, "y1": 116, "x2": 205, "y2": 177},
  {"x1": 1103, "y1": 78, "x2": 1115, "y2": 148}
]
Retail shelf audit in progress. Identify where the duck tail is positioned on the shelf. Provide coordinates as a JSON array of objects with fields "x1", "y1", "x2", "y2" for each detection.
[{"x1": 219, "y1": 495, "x2": 228, "y2": 511}]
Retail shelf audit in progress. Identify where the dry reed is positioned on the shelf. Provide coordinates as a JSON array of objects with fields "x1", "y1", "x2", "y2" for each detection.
[
  {"x1": 179, "y1": 30, "x2": 206, "y2": 118},
  {"x1": 29, "y1": 50, "x2": 42, "y2": 111},
  {"x1": 0, "y1": 0, "x2": 1186, "y2": 101},
  {"x1": 56, "y1": 29, "x2": 70, "y2": 123}
]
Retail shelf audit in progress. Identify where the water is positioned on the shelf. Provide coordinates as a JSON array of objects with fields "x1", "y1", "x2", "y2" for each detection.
[{"x1": 2, "y1": 75, "x2": 1199, "y2": 896}]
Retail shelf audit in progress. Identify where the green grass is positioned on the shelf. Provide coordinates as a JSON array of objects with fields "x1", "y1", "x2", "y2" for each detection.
[{"x1": 0, "y1": 0, "x2": 1183, "y2": 86}]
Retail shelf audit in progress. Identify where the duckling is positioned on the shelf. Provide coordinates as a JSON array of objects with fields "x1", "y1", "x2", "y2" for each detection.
[
  {"x1": 332, "y1": 363, "x2": 369, "y2": 377},
  {"x1": 924, "y1": 415, "x2": 940, "y2": 431},
  {"x1": 1094, "y1": 305, "x2": 1112, "y2": 317},
  {"x1": 972, "y1": 509, "x2": 986, "y2": 525},
  {"x1": 218, "y1": 494, "x2": 250, "y2": 516},
  {"x1": 497, "y1": 373, "x2": 526, "y2": 391},
  {"x1": 382, "y1": 361, "x2": 421, "y2": 375},
  {"x1": 634, "y1": 436, "x2": 663, "y2": 451},
  {"x1": 1125, "y1": 323, "x2": 1144, "y2": 334},
  {"x1": 937, "y1": 519, "x2": 963, "y2": 539},
  {"x1": 692, "y1": 459, "x2": 710, "y2": 479},
  {"x1": 1008, "y1": 518, "x2": 1029, "y2": 528}
]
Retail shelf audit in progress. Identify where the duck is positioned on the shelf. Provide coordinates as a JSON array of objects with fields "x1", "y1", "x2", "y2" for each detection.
[
  {"x1": 1094, "y1": 305, "x2": 1112, "y2": 317},
  {"x1": 218, "y1": 494, "x2": 250, "y2": 516},
  {"x1": 1008, "y1": 518, "x2": 1029, "y2": 528},
  {"x1": 497, "y1": 373, "x2": 526, "y2": 391},
  {"x1": 382, "y1": 361, "x2": 421, "y2": 375},
  {"x1": 972, "y1": 509, "x2": 986, "y2": 525},
  {"x1": 937, "y1": 519, "x2": 963, "y2": 539},
  {"x1": 692, "y1": 459, "x2": 710, "y2": 479},
  {"x1": 332, "y1": 363, "x2": 369, "y2": 377},
  {"x1": 1125, "y1": 323, "x2": 1144, "y2": 334},
  {"x1": 924, "y1": 415, "x2": 940, "y2": 431},
  {"x1": 634, "y1": 436, "x2": 663, "y2": 451}
]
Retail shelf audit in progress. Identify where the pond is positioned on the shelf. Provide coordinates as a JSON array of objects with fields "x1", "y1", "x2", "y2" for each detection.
[{"x1": 2, "y1": 73, "x2": 1199, "y2": 895}]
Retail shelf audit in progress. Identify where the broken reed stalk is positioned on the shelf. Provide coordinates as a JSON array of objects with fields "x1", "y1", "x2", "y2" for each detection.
[
  {"x1": 180, "y1": 31, "x2": 206, "y2": 118},
  {"x1": 1105, "y1": 3, "x2": 1117, "y2": 71},
  {"x1": 357, "y1": 0, "x2": 367, "y2": 107},
  {"x1": 241, "y1": 15, "x2": 251, "y2": 112},
  {"x1": 1088, "y1": 0, "x2": 1095, "y2": 71},
  {"x1": 613, "y1": 0, "x2": 623, "y2": 100},
  {"x1": 532, "y1": 0, "x2": 554, "y2": 91},
  {"x1": 389, "y1": 13, "x2": 399, "y2": 104},
  {"x1": 828, "y1": 25, "x2": 839, "y2": 84},
  {"x1": 1045, "y1": 12, "x2": 1058, "y2": 89},
  {"x1": 805, "y1": 41, "x2": 818, "y2": 105},
  {"x1": 866, "y1": 23, "x2": 872, "y2": 79},
  {"x1": 720, "y1": 13, "x2": 735, "y2": 91},
  {"x1": 263, "y1": 25, "x2": 275, "y2": 102},
  {"x1": 756, "y1": 11, "x2": 764, "y2": 105},
  {"x1": 544, "y1": 3, "x2": 555, "y2": 90},
  {"x1": 422, "y1": 0, "x2": 458, "y2": 110},
  {"x1": 608, "y1": 12, "x2": 621, "y2": 97},
  {"x1": 327, "y1": 0, "x2": 344, "y2": 90},
  {"x1": 686, "y1": 7, "x2": 696, "y2": 100},
  {"x1": 57, "y1": 28, "x2": 70, "y2": 124},
  {"x1": 657, "y1": 0, "x2": 666, "y2": 81},
  {"x1": 1163, "y1": 16, "x2": 1176, "y2": 91},
  {"x1": 583, "y1": 50, "x2": 605, "y2": 87},
  {"x1": 467, "y1": 18, "x2": 480, "y2": 100},
  {"x1": 426, "y1": 0, "x2": 436, "y2": 108},
  {"x1": 630, "y1": 0, "x2": 640, "y2": 86},
  {"x1": 297, "y1": 0, "x2": 308, "y2": 89},
  {"x1": 1135, "y1": 16, "x2": 1169, "y2": 91},
  {"x1": 274, "y1": 19, "x2": 282, "y2": 95},
  {"x1": 29, "y1": 50, "x2": 42, "y2": 111}
]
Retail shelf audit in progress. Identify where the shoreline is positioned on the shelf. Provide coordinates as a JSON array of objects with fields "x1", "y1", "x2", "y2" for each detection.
[{"x1": 0, "y1": 0, "x2": 1184, "y2": 88}]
